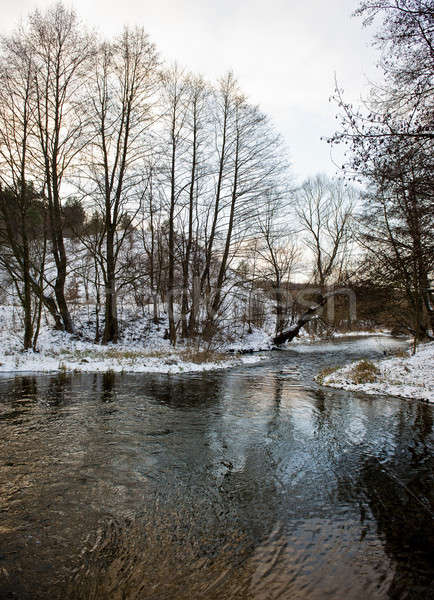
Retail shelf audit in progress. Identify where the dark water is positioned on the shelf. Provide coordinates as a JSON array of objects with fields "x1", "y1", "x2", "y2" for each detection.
[{"x1": 0, "y1": 336, "x2": 433, "y2": 600}]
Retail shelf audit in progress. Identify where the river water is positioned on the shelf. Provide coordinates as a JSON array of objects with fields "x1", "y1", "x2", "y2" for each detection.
[{"x1": 0, "y1": 336, "x2": 433, "y2": 599}]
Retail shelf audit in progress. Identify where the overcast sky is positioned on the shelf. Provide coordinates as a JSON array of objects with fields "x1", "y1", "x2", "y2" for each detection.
[{"x1": 2, "y1": 0, "x2": 380, "y2": 183}]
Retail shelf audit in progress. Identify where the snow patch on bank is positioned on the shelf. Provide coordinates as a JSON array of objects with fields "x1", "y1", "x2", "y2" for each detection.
[
  {"x1": 222, "y1": 326, "x2": 273, "y2": 353},
  {"x1": 319, "y1": 342, "x2": 434, "y2": 403},
  {"x1": 0, "y1": 337, "x2": 267, "y2": 374},
  {"x1": 331, "y1": 330, "x2": 390, "y2": 338}
]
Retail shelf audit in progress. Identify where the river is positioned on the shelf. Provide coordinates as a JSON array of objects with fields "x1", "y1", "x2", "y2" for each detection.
[{"x1": 0, "y1": 335, "x2": 433, "y2": 599}]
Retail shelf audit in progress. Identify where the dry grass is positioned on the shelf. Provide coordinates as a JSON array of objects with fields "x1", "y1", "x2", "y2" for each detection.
[
  {"x1": 51, "y1": 347, "x2": 168, "y2": 363},
  {"x1": 350, "y1": 360, "x2": 380, "y2": 384},
  {"x1": 316, "y1": 365, "x2": 340, "y2": 384},
  {"x1": 179, "y1": 349, "x2": 229, "y2": 364},
  {"x1": 45, "y1": 346, "x2": 232, "y2": 370}
]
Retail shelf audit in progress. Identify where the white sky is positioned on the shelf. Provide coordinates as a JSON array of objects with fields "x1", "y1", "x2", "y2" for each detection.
[{"x1": 2, "y1": 0, "x2": 380, "y2": 183}]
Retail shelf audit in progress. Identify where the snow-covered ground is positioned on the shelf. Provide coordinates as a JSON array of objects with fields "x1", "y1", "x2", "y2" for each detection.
[
  {"x1": 0, "y1": 306, "x2": 269, "y2": 374},
  {"x1": 319, "y1": 341, "x2": 434, "y2": 403},
  {"x1": 0, "y1": 302, "x2": 396, "y2": 376},
  {"x1": 331, "y1": 330, "x2": 390, "y2": 338},
  {"x1": 0, "y1": 343, "x2": 265, "y2": 375},
  {"x1": 221, "y1": 326, "x2": 273, "y2": 353}
]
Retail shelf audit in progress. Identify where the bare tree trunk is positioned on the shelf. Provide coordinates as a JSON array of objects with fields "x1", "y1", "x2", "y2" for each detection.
[
  {"x1": 103, "y1": 228, "x2": 118, "y2": 343},
  {"x1": 188, "y1": 271, "x2": 200, "y2": 336},
  {"x1": 21, "y1": 226, "x2": 33, "y2": 350},
  {"x1": 32, "y1": 231, "x2": 47, "y2": 350},
  {"x1": 274, "y1": 278, "x2": 286, "y2": 336},
  {"x1": 147, "y1": 170, "x2": 160, "y2": 325},
  {"x1": 94, "y1": 255, "x2": 102, "y2": 343},
  {"x1": 29, "y1": 5, "x2": 94, "y2": 334},
  {"x1": 168, "y1": 122, "x2": 177, "y2": 346},
  {"x1": 273, "y1": 293, "x2": 330, "y2": 345},
  {"x1": 199, "y1": 79, "x2": 230, "y2": 297},
  {"x1": 204, "y1": 126, "x2": 239, "y2": 339},
  {"x1": 162, "y1": 67, "x2": 190, "y2": 346},
  {"x1": 88, "y1": 30, "x2": 157, "y2": 344},
  {"x1": 181, "y1": 127, "x2": 197, "y2": 337}
]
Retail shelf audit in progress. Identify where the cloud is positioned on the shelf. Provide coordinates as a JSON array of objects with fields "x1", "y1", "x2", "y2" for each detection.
[{"x1": 1, "y1": 0, "x2": 379, "y2": 181}]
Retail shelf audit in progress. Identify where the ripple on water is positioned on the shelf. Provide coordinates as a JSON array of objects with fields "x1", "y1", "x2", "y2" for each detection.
[{"x1": 0, "y1": 336, "x2": 432, "y2": 599}]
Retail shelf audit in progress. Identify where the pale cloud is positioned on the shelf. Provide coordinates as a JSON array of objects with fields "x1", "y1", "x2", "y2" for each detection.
[{"x1": 1, "y1": 0, "x2": 379, "y2": 182}]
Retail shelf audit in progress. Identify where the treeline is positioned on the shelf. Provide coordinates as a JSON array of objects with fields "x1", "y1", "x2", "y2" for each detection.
[
  {"x1": 1, "y1": 1, "x2": 431, "y2": 351},
  {"x1": 0, "y1": 3, "x2": 295, "y2": 349}
]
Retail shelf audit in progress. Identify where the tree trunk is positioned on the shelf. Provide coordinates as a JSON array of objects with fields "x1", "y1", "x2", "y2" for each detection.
[
  {"x1": 188, "y1": 271, "x2": 200, "y2": 336},
  {"x1": 181, "y1": 106, "x2": 197, "y2": 338},
  {"x1": 273, "y1": 294, "x2": 329, "y2": 345},
  {"x1": 20, "y1": 205, "x2": 33, "y2": 350},
  {"x1": 103, "y1": 229, "x2": 118, "y2": 343},
  {"x1": 47, "y1": 176, "x2": 75, "y2": 333},
  {"x1": 22, "y1": 248, "x2": 33, "y2": 350},
  {"x1": 167, "y1": 114, "x2": 177, "y2": 346},
  {"x1": 274, "y1": 281, "x2": 285, "y2": 336},
  {"x1": 203, "y1": 126, "x2": 239, "y2": 339}
]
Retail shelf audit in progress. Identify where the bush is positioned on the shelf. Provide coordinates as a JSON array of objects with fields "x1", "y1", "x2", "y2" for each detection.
[
  {"x1": 350, "y1": 360, "x2": 379, "y2": 384},
  {"x1": 316, "y1": 365, "x2": 339, "y2": 384}
]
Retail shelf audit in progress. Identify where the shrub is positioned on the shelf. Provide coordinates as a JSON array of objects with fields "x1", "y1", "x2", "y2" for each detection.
[
  {"x1": 316, "y1": 365, "x2": 339, "y2": 384},
  {"x1": 350, "y1": 360, "x2": 379, "y2": 384}
]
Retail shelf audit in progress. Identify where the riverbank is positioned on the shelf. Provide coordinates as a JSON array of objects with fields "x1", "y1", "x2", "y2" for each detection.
[
  {"x1": 318, "y1": 341, "x2": 434, "y2": 403},
  {"x1": 0, "y1": 330, "x2": 268, "y2": 375},
  {"x1": 0, "y1": 305, "x2": 273, "y2": 374},
  {"x1": 0, "y1": 304, "x2": 390, "y2": 375}
]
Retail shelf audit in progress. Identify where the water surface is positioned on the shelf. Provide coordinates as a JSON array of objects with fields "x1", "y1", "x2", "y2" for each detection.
[{"x1": 1, "y1": 336, "x2": 433, "y2": 599}]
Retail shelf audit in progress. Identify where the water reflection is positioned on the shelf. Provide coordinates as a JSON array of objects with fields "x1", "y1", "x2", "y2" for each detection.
[{"x1": 0, "y1": 336, "x2": 432, "y2": 599}]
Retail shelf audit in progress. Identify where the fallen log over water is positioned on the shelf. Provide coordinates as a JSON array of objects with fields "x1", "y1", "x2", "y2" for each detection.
[{"x1": 273, "y1": 293, "x2": 330, "y2": 346}]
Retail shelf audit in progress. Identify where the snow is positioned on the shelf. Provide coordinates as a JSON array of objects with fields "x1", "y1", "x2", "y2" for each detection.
[
  {"x1": 330, "y1": 330, "x2": 390, "y2": 338},
  {"x1": 222, "y1": 326, "x2": 273, "y2": 353},
  {"x1": 319, "y1": 341, "x2": 434, "y2": 403},
  {"x1": 0, "y1": 347, "x2": 264, "y2": 375},
  {"x1": 0, "y1": 306, "x2": 267, "y2": 375}
]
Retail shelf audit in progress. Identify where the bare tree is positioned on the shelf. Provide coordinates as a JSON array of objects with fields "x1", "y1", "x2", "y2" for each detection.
[
  {"x1": 0, "y1": 185, "x2": 48, "y2": 349},
  {"x1": 203, "y1": 75, "x2": 286, "y2": 338},
  {"x1": 139, "y1": 163, "x2": 164, "y2": 324},
  {"x1": 159, "y1": 65, "x2": 191, "y2": 345},
  {"x1": 255, "y1": 192, "x2": 300, "y2": 334},
  {"x1": 0, "y1": 3, "x2": 300, "y2": 350},
  {"x1": 295, "y1": 175, "x2": 356, "y2": 290},
  {"x1": 199, "y1": 73, "x2": 236, "y2": 314},
  {"x1": 180, "y1": 75, "x2": 209, "y2": 338},
  {"x1": 0, "y1": 32, "x2": 62, "y2": 342},
  {"x1": 0, "y1": 36, "x2": 37, "y2": 348},
  {"x1": 84, "y1": 27, "x2": 158, "y2": 343},
  {"x1": 27, "y1": 4, "x2": 95, "y2": 333},
  {"x1": 329, "y1": 0, "x2": 433, "y2": 342}
]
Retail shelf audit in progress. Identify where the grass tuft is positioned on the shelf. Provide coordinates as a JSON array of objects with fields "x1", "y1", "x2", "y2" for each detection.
[
  {"x1": 179, "y1": 349, "x2": 228, "y2": 364},
  {"x1": 316, "y1": 365, "x2": 340, "y2": 384},
  {"x1": 350, "y1": 359, "x2": 379, "y2": 384}
]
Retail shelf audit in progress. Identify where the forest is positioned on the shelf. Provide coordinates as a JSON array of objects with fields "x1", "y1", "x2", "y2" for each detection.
[{"x1": 0, "y1": 0, "x2": 432, "y2": 361}]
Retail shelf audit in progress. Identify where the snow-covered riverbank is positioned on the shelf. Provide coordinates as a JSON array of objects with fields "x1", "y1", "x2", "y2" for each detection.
[
  {"x1": 0, "y1": 330, "x2": 267, "y2": 375},
  {"x1": 0, "y1": 306, "x2": 271, "y2": 374},
  {"x1": 318, "y1": 341, "x2": 434, "y2": 403},
  {"x1": 0, "y1": 343, "x2": 265, "y2": 375},
  {"x1": 0, "y1": 304, "x2": 393, "y2": 376}
]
